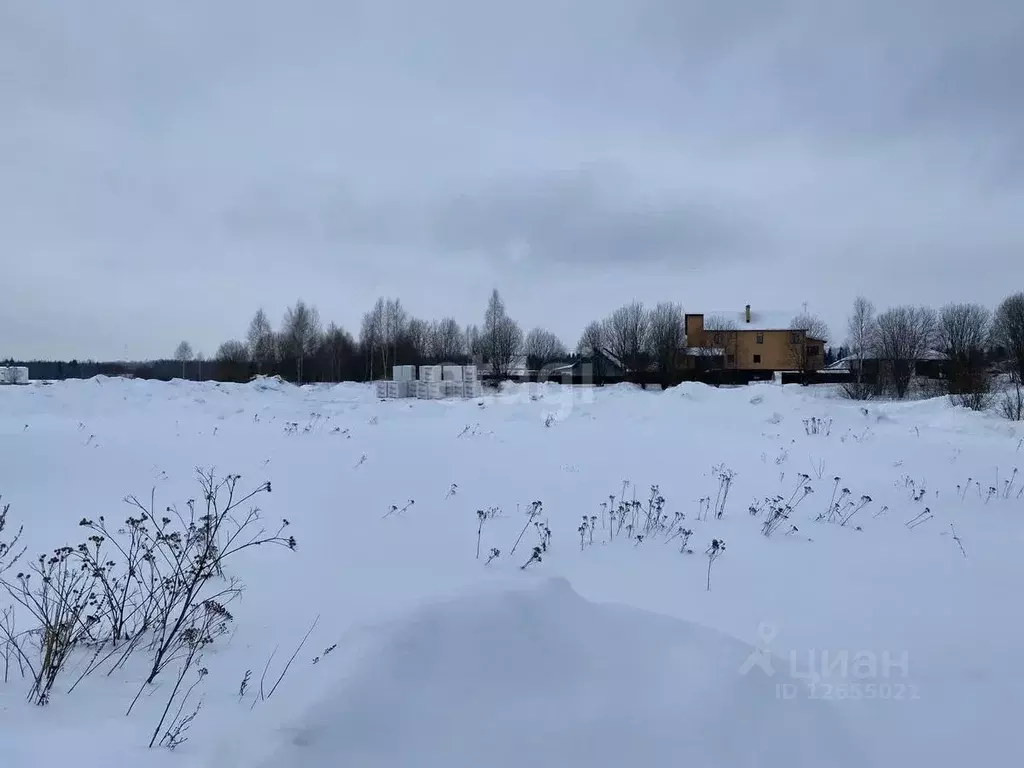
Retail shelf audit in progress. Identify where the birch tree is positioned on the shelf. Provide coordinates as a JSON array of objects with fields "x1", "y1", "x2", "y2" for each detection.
[{"x1": 281, "y1": 300, "x2": 322, "y2": 383}]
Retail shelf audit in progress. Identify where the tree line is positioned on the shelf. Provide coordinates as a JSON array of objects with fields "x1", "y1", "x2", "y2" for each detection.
[
  {"x1": 9, "y1": 288, "x2": 1023, "y2": 420},
  {"x1": 170, "y1": 290, "x2": 562, "y2": 384},
  {"x1": 838, "y1": 292, "x2": 1024, "y2": 419},
  {"x1": 177, "y1": 292, "x2": 715, "y2": 384}
]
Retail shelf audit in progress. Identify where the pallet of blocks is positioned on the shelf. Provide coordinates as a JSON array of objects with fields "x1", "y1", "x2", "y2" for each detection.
[
  {"x1": 386, "y1": 380, "x2": 412, "y2": 398},
  {"x1": 374, "y1": 380, "x2": 387, "y2": 398},
  {"x1": 418, "y1": 365, "x2": 442, "y2": 383},
  {"x1": 392, "y1": 365, "x2": 417, "y2": 381},
  {"x1": 461, "y1": 365, "x2": 480, "y2": 397},
  {"x1": 442, "y1": 365, "x2": 463, "y2": 382},
  {"x1": 416, "y1": 380, "x2": 444, "y2": 399}
]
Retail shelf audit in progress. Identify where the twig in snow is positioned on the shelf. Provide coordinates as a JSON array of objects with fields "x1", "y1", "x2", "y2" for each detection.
[
  {"x1": 510, "y1": 502, "x2": 543, "y2": 556},
  {"x1": 265, "y1": 615, "x2": 320, "y2": 701},
  {"x1": 906, "y1": 509, "x2": 934, "y2": 530},
  {"x1": 950, "y1": 524, "x2": 968, "y2": 559}
]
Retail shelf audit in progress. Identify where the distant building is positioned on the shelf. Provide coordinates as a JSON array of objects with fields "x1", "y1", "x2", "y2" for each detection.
[
  {"x1": 683, "y1": 305, "x2": 826, "y2": 373},
  {"x1": 547, "y1": 348, "x2": 627, "y2": 379},
  {"x1": 825, "y1": 350, "x2": 951, "y2": 379}
]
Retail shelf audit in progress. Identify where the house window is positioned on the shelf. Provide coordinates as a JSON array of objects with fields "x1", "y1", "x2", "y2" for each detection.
[
  {"x1": 807, "y1": 345, "x2": 820, "y2": 356},
  {"x1": 753, "y1": 354, "x2": 761, "y2": 364},
  {"x1": 790, "y1": 332, "x2": 802, "y2": 344},
  {"x1": 756, "y1": 333, "x2": 764, "y2": 344}
]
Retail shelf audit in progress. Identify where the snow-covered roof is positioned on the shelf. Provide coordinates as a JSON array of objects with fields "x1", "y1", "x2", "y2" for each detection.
[
  {"x1": 826, "y1": 350, "x2": 950, "y2": 368},
  {"x1": 685, "y1": 347, "x2": 725, "y2": 356},
  {"x1": 599, "y1": 347, "x2": 625, "y2": 370},
  {"x1": 701, "y1": 309, "x2": 804, "y2": 332},
  {"x1": 824, "y1": 357, "x2": 853, "y2": 370}
]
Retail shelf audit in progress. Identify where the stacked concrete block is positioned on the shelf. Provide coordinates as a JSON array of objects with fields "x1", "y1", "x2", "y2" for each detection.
[
  {"x1": 416, "y1": 380, "x2": 444, "y2": 399},
  {"x1": 392, "y1": 365, "x2": 417, "y2": 381},
  {"x1": 374, "y1": 363, "x2": 479, "y2": 399},
  {"x1": 386, "y1": 380, "x2": 412, "y2": 398},
  {"x1": 11, "y1": 367, "x2": 28, "y2": 384},
  {"x1": 461, "y1": 365, "x2": 480, "y2": 397},
  {"x1": 418, "y1": 365, "x2": 442, "y2": 383}
]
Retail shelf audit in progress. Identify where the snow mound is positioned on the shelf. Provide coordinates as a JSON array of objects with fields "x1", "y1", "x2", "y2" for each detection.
[
  {"x1": 663, "y1": 380, "x2": 712, "y2": 399},
  {"x1": 244, "y1": 578, "x2": 865, "y2": 768},
  {"x1": 248, "y1": 374, "x2": 288, "y2": 391}
]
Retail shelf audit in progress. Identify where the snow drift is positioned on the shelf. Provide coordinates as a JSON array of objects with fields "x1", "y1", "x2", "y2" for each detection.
[{"x1": 235, "y1": 578, "x2": 864, "y2": 768}]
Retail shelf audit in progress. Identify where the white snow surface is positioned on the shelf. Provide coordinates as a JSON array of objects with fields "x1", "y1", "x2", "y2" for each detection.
[
  {"x1": 1, "y1": 377, "x2": 1023, "y2": 767},
  {"x1": 231, "y1": 577, "x2": 862, "y2": 768}
]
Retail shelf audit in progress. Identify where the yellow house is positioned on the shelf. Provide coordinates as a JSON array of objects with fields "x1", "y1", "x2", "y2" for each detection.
[{"x1": 684, "y1": 305, "x2": 826, "y2": 373}]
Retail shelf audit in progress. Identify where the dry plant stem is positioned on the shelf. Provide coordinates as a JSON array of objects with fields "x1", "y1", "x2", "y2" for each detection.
[
  {"x1": 265, "y1": 615, "x2": 320, "y2": 701},
  {"x1": 252, "y1": 646, "x2": 279, "y2": 710},
  {"x1": 149, "y1": 652, "x2": 204, "y2": 748}
]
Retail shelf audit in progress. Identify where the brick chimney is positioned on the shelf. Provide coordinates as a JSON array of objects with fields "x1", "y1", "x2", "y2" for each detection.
[{"x1": 744, "y1": 304, "x2": 751, "y2": 323}]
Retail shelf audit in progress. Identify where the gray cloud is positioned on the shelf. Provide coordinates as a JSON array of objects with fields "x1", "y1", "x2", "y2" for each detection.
[
  {"x1": 2, "y1": 0, "x2": 1023, "y2": 359},
  {"x1": 428, "y1": 168, "x2": 761, "y2": 267}
]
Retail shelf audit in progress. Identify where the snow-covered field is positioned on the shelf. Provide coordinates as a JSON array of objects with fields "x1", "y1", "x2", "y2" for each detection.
[{"x1": 1, "y1": 376, "x2": 1022, "y2": 766}]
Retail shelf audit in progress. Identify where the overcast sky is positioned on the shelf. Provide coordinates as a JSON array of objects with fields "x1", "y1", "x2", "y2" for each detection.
[{"x1": 2, "y1": 0, "x2": 1022, "y2": 360}]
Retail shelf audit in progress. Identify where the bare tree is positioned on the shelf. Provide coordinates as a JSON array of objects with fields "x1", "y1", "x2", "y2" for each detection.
[
  {"x1": 247, "y1": 309, "x2": 276, "y2": 374},
  {"x1": 482, "y1": 289, "x2": 506, "y2": 353},
  {"x1": 702, "y1": 315, "x2": 738, "y2": 369},
  {"x1": 993, "y1": 292, "x2": 1024, "y2": 381},
  {"x1": 356, "y1": 296, "x2": 408, "y2": 375},
  {"x1": 844, "y1": 297, "x2": 877, "y2": 398},
  {"x1": 429, "y1": 317, "x2": 464, "y2": 362},
  {"x1": 1001, "y1": 378, "x2": 1024, "y2": 421},
  {"x1": 939, "y1": 302, "x2": 992, "y2": 409},
  {"x1": 215, "y1": 340, "x2": 248, "y2": 363},
  {"x1": 524, "y1": 328, "x2": 567, "y2": 372},
  {"x1": 383, "y1": 298, "x2": 408, "y2": 369},
  {"x1": 360, "y1": 300, "x2": 386, "y2": 379},
  {"x1": 319, "y1": 323, "x2": 356, "y2": 382},
  {"x1": 576, "y1": 320, "x2": 607, "y2": 380},
  {"x1": 993, "y1": 292, "x2": 1024, "y2": 420},
  {"x1": 645, "y1": 301, "x2": 687, "y2": 377},
  {"x1": 875, "y1": 305, "x2": 938, "y2": 399},
  {"x1": 602, "y1": 301, "x2": 650, "y2": 374},
  {"x1": 789, "y1": 312, "x2": 831, "y2": 374},
  {"x1": 213, "y1": 340, "x2": 248, "y2": 381},
  {"x1": 464, "y1": 323, "x2": 482, "y2": 363},
  {"x1": 403, "y1": 317, "x2": 431, "y2": 363},
  {"x1": 281, "y1": 300, "x2": 322, "y2": 383},
  {"x1": 174, "y1": 341, "x2": 194, "y2": 379},
  {"x1": 482, "y1": 290, "x2": 523, "y2": 378}
]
